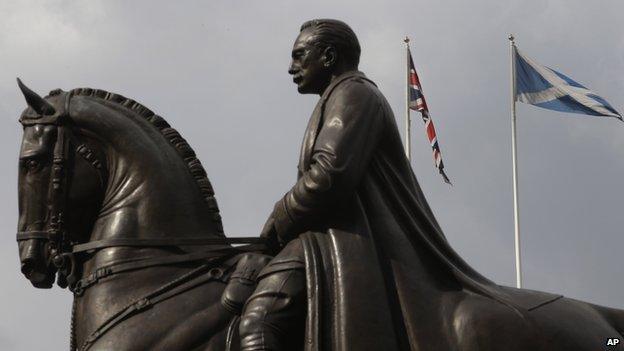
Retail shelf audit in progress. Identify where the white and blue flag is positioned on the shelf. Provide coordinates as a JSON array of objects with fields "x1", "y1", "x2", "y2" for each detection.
[{"x1": 514, "y1": 47, "x2": 622, "y2": 120}]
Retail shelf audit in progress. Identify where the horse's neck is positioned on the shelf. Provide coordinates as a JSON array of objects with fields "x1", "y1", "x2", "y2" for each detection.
[
  {"x1": 88, "y1": 143, "x2": 218, "y2": 239},
  {"x1": 69, "y1": 95, "x2": 223, "y2": 270},
  {"x1": 80, "y1": 147, "x2": 219, "y2": 271}
]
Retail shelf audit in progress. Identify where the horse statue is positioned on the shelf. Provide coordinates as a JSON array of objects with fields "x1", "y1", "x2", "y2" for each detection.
[
  {"x1": 15, "y1": 80, "x2": 271, "y2": 351},
  {"x1": 15, "y1": 80, "x2": 624, "y2": 351}
]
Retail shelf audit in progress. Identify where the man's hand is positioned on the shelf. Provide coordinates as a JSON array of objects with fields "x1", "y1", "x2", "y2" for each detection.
[{"x1": 271, "y1": 198, "x2": 299, "y2": 244}]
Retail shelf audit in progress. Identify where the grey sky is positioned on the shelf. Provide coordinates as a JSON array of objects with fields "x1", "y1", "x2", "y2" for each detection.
[{"x1": 1, "y1": 1, "x2": 622, "y2": 349}]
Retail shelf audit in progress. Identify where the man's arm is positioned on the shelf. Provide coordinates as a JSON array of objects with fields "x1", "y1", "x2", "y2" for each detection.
[{"x1": 267, "y1": 79, "x2": 385, "y2": 243}]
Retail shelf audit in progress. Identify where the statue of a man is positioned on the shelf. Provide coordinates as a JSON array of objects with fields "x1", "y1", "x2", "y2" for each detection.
[{"x1": 239, "y1": 19, "x2": 505, "y2": 351}]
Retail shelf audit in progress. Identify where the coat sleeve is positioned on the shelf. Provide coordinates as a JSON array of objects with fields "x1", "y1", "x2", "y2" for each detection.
[{"x1": 272, "y1": 79, "x2": 385, "y2": 239}]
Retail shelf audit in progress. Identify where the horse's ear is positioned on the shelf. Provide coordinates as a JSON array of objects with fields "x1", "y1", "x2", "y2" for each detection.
[{"x1": 17, "y1": 78, "x2": 56, "y2": 116}]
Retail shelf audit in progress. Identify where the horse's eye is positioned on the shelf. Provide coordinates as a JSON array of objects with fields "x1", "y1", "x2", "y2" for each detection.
[{"x1": 26, "y1": 159, "x2": 40, "y2": 171}]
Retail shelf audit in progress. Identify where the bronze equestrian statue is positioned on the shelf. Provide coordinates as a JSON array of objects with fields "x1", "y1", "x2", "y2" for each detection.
[{"x1": 15, "y1": 18, "x2": 624, "y2": 351}]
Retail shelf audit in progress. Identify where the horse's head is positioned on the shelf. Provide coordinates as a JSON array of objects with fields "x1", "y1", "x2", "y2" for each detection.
[{"x1": 17, "y1": 80, "x2": 105, "y2": 288}]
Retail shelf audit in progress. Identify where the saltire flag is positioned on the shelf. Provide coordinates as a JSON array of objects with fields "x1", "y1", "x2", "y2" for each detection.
[
  {"x1": 408, "y1": 48, "x2": 451, "y2": 184},
  {"x1": 514, "y1": 47, "x2": 622, "y2": 120}
]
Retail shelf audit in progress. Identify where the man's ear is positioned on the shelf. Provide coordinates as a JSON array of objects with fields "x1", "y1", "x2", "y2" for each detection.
[{"x1": 322, "y1": 46, "x2": 337, "y2": 68}]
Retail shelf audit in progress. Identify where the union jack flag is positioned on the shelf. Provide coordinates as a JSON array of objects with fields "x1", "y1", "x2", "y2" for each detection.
[{"x1": 408, "y1": 48, "x2": 451, "y2": 184}]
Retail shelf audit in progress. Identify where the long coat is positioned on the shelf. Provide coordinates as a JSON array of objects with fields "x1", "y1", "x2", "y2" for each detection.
[{"x1": 269, "y1": 71, "x2": 559, "y2": 350}]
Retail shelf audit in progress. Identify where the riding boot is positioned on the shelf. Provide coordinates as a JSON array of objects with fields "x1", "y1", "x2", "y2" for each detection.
[{"x1": 239, "y1": 239, "x2": 306, "y2": 351}]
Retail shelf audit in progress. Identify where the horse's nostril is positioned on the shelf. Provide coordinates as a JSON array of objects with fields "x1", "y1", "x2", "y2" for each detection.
[{"x1": 21, "y1": 260, "x2": 34, "y2": 277}]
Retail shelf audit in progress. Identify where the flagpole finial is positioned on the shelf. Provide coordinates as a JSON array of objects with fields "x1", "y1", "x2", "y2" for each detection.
[
  {"x1": 508, "y1": 34, "x2": 515, "y2": 43},
  {"x1": 404, "y1": 36, "x2": 410, "y2": 44}
]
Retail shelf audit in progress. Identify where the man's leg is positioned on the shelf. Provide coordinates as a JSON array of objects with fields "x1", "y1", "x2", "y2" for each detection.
[{"x1": 239, "y1": 238, "x2": 306, "y2": 351}]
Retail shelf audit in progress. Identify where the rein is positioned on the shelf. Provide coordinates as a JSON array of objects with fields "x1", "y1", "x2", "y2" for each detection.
[
  {"x1": 70, "y1": 237, "x2": 267, "y2": 295},
  {"x1": 71, "y1": 236, "x2": 267, "y2": 253}
]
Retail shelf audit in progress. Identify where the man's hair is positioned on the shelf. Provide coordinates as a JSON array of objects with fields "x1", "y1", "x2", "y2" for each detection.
[{"x1": 300, "y1": 19, "x2": 361, "y2": 68}]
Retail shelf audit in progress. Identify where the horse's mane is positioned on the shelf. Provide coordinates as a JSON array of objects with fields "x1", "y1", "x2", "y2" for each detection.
[{"x1": 67, "y1": 88, "x2": 224, "y2": 234}]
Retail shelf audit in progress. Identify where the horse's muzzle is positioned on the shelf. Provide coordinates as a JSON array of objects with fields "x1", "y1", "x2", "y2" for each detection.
[{"x1": 19, "y1": 239, "x2": 56, "y2": 288}]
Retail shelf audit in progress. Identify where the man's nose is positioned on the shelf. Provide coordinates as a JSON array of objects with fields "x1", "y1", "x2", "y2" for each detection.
[{"x1": 288, "y1": 61, "x2": 297, "y2": 75}]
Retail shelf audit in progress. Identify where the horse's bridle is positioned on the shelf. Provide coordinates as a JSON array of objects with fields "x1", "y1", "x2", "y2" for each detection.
[{"x1": 16, "y1": 90, "x2": 80, "y2": 287}]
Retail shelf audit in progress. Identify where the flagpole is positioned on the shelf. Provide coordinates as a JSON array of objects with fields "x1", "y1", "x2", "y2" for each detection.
[
  {"x1": 404, "y1": 36, "x2": 411, "y2": 161},
  {"x1": 509, "y1": 34, "x2": 522, "y2": 289}
]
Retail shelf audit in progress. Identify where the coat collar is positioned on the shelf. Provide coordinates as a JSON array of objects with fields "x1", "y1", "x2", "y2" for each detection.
[
  {"x1": 320, "y1": 70, "x2": 368, "y2": 102},
  {"x1": 298, "y1": 71, "x2": 369, "y2": 175}
]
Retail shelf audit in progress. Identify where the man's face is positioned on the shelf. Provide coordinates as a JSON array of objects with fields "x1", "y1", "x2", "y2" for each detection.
[{"x1": 288, "y1": 29, "x2": 331, "y2": 95}]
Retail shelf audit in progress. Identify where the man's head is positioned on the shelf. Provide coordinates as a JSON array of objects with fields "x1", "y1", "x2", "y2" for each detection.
[{"x1": 288, "y1": 19, "x2": 361, "y2": 95}]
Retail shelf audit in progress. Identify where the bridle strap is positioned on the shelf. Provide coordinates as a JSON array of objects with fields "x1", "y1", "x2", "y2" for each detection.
[
  {"x1": 45, "y1": 123, "x2": 71, "y2": 252},
  {"x1": 16, "y1": 231, "x2": 51, "y2": 241},
  {"x1": 19, "y1": 230, "x2": 268, "y2": 252},
  {"x1": 22, "y1": 91, "x2": 74, "y2": 250},
  {"x1": 72, "y1": 236, "x2": 267, "y2": 253}
]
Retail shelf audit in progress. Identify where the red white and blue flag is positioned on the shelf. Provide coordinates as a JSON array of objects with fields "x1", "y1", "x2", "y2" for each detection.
[{"x1": 408, "y1": 48, "x2": 451, "y2": 184}]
